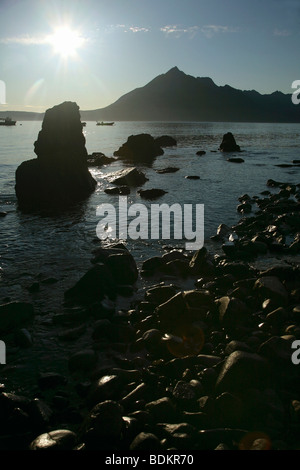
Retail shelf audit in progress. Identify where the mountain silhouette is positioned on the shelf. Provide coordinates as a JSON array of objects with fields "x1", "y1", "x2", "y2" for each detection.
[
  {"x1": 1, "y1": 67, "x2": 299, "y2": 122},
  {"x1": 81, "y1": 66, "x2": 300, "y2": 122}
]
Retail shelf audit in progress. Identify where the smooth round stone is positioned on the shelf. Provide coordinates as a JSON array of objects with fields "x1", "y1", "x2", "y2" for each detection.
[{"x1": 29, "y1": 429, "x2": 77, "y2": 450}]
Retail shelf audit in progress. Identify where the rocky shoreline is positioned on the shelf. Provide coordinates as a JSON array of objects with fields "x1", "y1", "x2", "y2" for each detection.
[{"x1": 0, "y1": 178, "x2": 299, "y2": 451}]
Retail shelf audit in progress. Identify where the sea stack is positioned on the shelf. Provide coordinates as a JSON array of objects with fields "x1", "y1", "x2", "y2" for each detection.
[{"x1": 15, "y1": 101, "x2": 97, "y2": 210}]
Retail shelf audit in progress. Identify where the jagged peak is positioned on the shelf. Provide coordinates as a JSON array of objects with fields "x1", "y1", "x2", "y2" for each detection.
[
  {"x1": 168, "y1": 66, "x2": 180, "y2": 72},
  {"x1": 165, "y1": 66, "x2": 185, "y2": 76},
  {"x1": 165, "y1": 68, "x2": 216, "y2": 86}
]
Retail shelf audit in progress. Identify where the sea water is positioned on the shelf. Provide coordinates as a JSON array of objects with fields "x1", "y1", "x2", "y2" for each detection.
[{"x1": 0, "y1": 120, "x2": 299, "y2": 296}]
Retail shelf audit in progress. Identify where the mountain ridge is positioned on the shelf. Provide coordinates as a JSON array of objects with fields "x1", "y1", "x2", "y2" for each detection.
[
  {"x1": 80, "y1": 67, "x2": 299, "y2": 122},
  {"x1": 0, "y1": 67, "x2": 298, "y2": 122}
]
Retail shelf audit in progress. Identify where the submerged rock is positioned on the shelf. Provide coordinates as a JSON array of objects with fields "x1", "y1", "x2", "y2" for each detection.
[
  {"x1": 185, "y1": 175, "x2": 200, "y2": 180},
  {"x1": 155, "y1": 167, "x2": 179, "y2": 174},
  {"x1": 15, "y1": 101, "x2": 97, "y2": 210},
  {"x1": 137, "y1": 188, "x2": 167, "y2": 200},
  {"x1": 227, "y1": 157, "x2": 244, "y2": 163},
  {"x1": 154, "y1": 135, "x2": 177, "y2": 147}
]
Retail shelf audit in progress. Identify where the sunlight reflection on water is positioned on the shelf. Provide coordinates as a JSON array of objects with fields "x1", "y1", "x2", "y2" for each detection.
[{"x1": 0, "y1": 120, "x2": 299, "y2": 304}]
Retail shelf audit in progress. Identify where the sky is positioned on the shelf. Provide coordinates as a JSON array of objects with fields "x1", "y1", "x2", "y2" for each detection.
[{"x1": 0, "y1": 0, "x2": 299, "y2": 112}]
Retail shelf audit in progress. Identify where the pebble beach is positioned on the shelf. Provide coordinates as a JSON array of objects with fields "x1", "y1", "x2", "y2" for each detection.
[{"x1": 0, "y1": 176, "x2": 300, "y2": 452}]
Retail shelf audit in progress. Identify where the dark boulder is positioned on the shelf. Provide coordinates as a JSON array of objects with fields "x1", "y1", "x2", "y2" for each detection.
[
  {"x1": 154, "y1": 292, "x2": 186, "y2": 331},
  {"x1": 154, "y1": 289, "x2": 212, "y2": 332},
  {"x1": 65, "y1": 244, "x2": 138, "y2": 303},
  {"x1": 109, "y1": 167, "x2": 148, "y2": 186},
  {"x1": 237, "y1": 202, "x2": 252, "y2": 213},
  {"x1": 15, "y1": 101, "x2": 97, "y2": 210},
  {"x1": 114, "y1": 134, "x2": 164, "y2": 163},
  {"x1": 253, "y1": 276, "x2": 289, "y2": 306},
  {"x1": 87, "y1": 375, "x2": 123, "y2": 408},
  {"x1": 145, "y1": 285, "x2": 178, "y2": 305},
  {"x1": 219, "y1": 132, "x2": 241, "y2": 152},
  {"x1": 87, "y1": 153, "x2": 116, "y2": 166},
  {"x1": 267, "y1": 179, "x2": 283, "y2": 188},
  {"x1": 189, "y1": 247, "x2": 215, "y2": 276},
  {"x1": 29, "y1": 429, "x2": 78, "y2": 450},
  {"x1": 216, "y1": 351, "x2": 271, "y2": 393},
  {"x1": 216, "y1": 296, "x2": 251, "y2": 333},
  {"x1": 130, "y1": 432, "x2": 162, "y2": 451},
  {"x1": 64, "y1": 263, "x2": 117, "y2": 303},
  {"x1": 81, "y1": 400, "x2": 124, "y2": 444},
  {"x1": 141, "y1": 256, "x2": 166, "y2": 275},
  {"x1": 105, "y1": 252, "x2": 138, "y2": 285}
]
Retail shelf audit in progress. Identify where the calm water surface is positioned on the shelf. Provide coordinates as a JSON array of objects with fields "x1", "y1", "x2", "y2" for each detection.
[{"x1": 0, "y1": 120, "x2": 299, "y2": 300}]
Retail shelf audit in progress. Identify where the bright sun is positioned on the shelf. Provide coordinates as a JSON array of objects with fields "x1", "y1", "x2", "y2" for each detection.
[{"x1": 48, "y1": 27, "x2": 84, "y2": 59}]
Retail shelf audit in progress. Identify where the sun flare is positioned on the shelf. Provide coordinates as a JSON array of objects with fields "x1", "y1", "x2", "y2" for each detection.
[{"x1": 48, "y1": 26, "x2": 85, "y2": 59}]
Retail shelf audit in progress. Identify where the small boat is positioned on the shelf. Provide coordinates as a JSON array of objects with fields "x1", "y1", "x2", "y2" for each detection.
[
  {"x1": 96, "y1": 121, "x2": 114, "y2": 126},
  {"x1": 0, "y1": 117, "x2": 16, "y2": 126},
  {"x1": 81, "y1": 122, "x2": 86, "y2": 127}
]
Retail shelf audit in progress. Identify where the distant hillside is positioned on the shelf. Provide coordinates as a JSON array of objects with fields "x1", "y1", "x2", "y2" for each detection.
[
  {"x1": 0, "y1": 110, "x2": 43, "y2": 121},
  {"x1": 80, "y1": 67, "x2": 300, "y2": 123}
]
